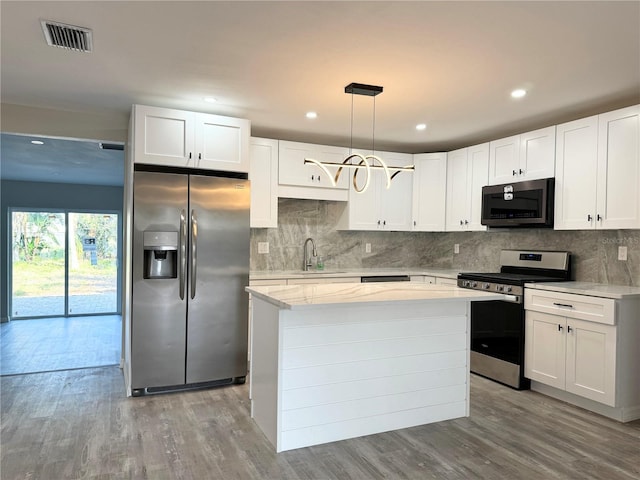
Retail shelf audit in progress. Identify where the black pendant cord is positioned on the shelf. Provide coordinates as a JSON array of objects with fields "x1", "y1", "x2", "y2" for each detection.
[
  {"x1": 372, "y1": 96, "x2": 376, "y2": 155},
  {"x1": 350, "y1": 92, "x2": 354, "y2": 155}
]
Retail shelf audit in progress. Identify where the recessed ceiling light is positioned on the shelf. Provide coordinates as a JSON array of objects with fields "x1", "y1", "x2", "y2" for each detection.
[
  {"x1": 31, "y1": 140, "x2": 44, "y2": 145},
  {"x1": 306, "y1": 111, "x2": 318, "y2": 119},
  {"x1": 416, "y1": 123, "x2": 427, "y2": 131},
  {"x1": 511, "y1": 89, "x2": 527, "y2": 99},
  {"x1": 204, "y1": 97, "x2": 217, "y2": 103}
]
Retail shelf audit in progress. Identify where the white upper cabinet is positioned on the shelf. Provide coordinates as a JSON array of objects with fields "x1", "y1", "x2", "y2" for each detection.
[
  {"x1": 597, "y1": 105, "x2": 640, "y2": 229},
  {"x1": 445, "y1": 143, "x2": 489, "y2": 231},
  {"x1": 488, "y1": 126, "x2": 556, "y2": 185},
  {"x1": 412, "y1": 152, "x2": 447, "y2": 231},
  {"x1": 555, "y1": 105, "x2": 639, "y2": 230},
  {"x1": 250, "y1": 137, "x2": 278, "y2": 228},
  {"x1": 132, "y1": 104, "x2": 250, "y2": 173},
  {"x1": 337, "y1": 151, "x2": 414, "y2": 231},
  {"x1": 277, "y1": 141, "x2": 349, "y2": 201}
]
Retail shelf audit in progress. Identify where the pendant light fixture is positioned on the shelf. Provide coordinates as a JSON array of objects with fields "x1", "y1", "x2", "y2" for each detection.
[{"x1": 304, "y1": 82, "x2": 414, "y2": 193}]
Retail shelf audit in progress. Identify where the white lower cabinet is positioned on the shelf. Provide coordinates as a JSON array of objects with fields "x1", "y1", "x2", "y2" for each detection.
[
  {"x1": 524, "y1": 288, "x2": 640, "y2": 421},
  {"x1": 525, "y1": 310, "x2": 616, "y2": 406}
]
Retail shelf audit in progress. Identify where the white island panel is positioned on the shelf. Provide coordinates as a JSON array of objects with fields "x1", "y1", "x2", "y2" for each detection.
[{"x1": 251, "y1": 297, "x2": 480, "y2": 451}]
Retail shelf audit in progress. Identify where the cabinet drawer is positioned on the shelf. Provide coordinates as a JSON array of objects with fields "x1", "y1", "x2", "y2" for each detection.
[{"x1": 524, "y1": 289, "x2": 615, "y2": 325}]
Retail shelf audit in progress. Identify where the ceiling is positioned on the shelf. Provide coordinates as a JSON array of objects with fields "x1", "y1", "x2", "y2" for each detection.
[{"x1": 1, "y1": 1, "x2": 639, "y2": 186}]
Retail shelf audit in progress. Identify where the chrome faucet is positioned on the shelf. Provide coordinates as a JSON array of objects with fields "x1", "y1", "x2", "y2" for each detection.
[{"x1": 303, "y1": 237, "x2": 317, "y2": 271}]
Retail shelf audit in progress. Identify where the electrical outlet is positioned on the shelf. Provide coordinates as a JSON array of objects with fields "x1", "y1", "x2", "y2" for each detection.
[
  {"x1": 454, "y1": 244, "x2": 460, "y2": 254},
  {"x1": 365, "y1": 243, "x2": 372, "y2": 253},
  {"x1": 257, "y1": 242, "x2": 269, "y2": 254},
  {"x1": 618, "y1": 246, "x2": 628, "y2": 261}
]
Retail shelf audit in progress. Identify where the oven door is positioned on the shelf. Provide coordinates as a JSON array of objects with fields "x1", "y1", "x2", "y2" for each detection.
[{"x1": 470, "y1": 298, "x2": 530, "y2": 389}]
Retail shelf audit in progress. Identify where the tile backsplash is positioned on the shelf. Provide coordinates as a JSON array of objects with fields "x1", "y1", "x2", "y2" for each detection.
[{"x1": 250, "y1": 198, "x2": 640, "y2": 286}]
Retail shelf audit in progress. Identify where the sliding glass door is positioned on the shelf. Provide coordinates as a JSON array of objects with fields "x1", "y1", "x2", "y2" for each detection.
[
  {"x1": 68, "y1": 213, "x2": 118, "y2": 315},
  {"x1": 11, "y1": 211, "x2": 66, "y2": 317},
  {"x1": 10, "y1": 210, "x2": 119, "y2": 319}
]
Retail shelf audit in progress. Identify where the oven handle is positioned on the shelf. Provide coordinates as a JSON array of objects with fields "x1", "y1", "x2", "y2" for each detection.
[{"x1": 502, "y1": 294, "x2": 521, "y2": 304}]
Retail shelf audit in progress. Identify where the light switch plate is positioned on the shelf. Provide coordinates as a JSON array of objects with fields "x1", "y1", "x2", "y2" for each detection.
[
  {"x1": 618, "y1": 246, "x2": 627, "y2": 261},
  {"x1": 365, "y1": 243, "x2": 372, "y2": 253},
  {"x1": 454, "y1": 244, "x2": 460, "y2": 254},
  {"x1": 258, "y1": 242, "x2": 269, "y2": 254}
]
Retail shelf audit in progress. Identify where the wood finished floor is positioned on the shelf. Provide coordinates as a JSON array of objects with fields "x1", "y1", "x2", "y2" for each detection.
[{"x1": 1, "y1": 368, "x2": 638, "y2": 480}]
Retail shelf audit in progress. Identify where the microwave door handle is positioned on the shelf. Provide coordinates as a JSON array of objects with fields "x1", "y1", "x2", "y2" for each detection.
[
  {"x1": 190, "y1": 209, "x2": 197, "y2": 300},
  {"x1": 179, "y1": 209, "x2": 186, "y2": 300}
]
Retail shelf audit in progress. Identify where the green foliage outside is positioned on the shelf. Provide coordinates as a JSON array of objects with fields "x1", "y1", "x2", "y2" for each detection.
[{"x1": 12, "y1": 212, "x2": 118, "y2": 297}]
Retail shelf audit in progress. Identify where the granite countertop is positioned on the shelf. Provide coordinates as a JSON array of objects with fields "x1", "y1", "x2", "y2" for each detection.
[
  {"x1": 246, "y1": 282, "x2": 502, "y2": 310},
  {"x1": 249, "y1": 267, "x2": 463, "y2": 281},
  {"x1": 525, "y1": 282, "x2": 640, "y2": 300}
]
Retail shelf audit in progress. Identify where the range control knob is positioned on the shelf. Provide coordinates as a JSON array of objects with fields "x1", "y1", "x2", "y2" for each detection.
[
  {"x1": 483, "y1": 283, "x2": 491, "y2": 290},
  {"x1": 497, "y1": 285, "x2": 504, "y2": 292},
  {"x1": 471, "y1": 281, "x2": 478, "y2": 288},
  {"x1": 506, "y1": 286, "x2": 513, "y2": 293},
  {"x1": 462, "y1": 280, "x2": 470, "y2": 288}
]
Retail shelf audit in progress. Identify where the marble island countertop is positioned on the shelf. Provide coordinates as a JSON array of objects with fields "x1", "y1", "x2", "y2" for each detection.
[
  {"x1": 525, "y1": 281, "x2": 640, "y2": 299},
  {"x1": 246, "y1": 282, "x2": 503, "y2": 310},
  {"x1": 249, "y1": 267, "x2": 463, "y2": 281}
]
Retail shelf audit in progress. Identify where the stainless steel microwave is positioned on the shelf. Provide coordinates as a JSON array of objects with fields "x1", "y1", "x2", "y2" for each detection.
[{"x1": 481, "y1": 178, "x2": 555, "y2": 228}]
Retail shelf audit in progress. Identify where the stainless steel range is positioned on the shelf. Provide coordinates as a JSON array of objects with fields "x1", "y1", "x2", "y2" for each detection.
[{"x1": 458, "y1": 250, "x2": 571, "y2": 390}]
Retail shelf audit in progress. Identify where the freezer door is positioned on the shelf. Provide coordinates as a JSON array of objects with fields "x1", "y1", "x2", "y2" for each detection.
[
  {"x1": 186, "y1": 175, "x2": 250, "y2": 384},
  {"x1": 132, "y1": 171, "x2": 188, "y2": 389}
]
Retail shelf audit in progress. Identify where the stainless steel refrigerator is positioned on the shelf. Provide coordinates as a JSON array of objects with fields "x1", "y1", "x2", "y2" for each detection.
[{"x1": 131, "y1": 168, "x2": 250, "y2": 395}]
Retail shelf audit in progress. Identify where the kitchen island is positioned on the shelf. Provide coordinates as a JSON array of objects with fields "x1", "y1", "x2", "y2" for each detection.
[{"x1": 245, "y1": 282, "x2": 502, "y2": 452}]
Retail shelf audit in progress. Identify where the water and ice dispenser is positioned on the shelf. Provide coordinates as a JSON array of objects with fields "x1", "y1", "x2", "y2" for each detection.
[{"x1": 143, "y1": 231, "x2": 178, "y2": 279}]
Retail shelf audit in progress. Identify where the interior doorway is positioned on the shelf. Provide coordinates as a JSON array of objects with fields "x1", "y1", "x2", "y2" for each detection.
[{"x1": 10, "y1": 209, "x2": 120, "y2": 319}]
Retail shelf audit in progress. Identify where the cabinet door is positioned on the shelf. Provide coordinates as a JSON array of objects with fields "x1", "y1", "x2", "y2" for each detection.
[
  {"x1": 466, "y1": 143, "x2": 489, "y2": 231},
  {"x1": 519, "y1": 126, "x2": 556, "y2": 181},
  {"x1": 565, "y1": 319, "x2": 616, "y2": 406},
  {"x1": 133, "y1": 105, "x2": 194, "y2": 167},
  {"x1": 278, "y1": 141, "x2": 348, "y2": 189},
  {"x1": 250, "y1": 137, "x2": 278, "y2": 228},
  {"x1": 316, "y1": 145, "x2": 350, "y2": 189},
  {"x1": 278, "y1": 141, "x2": 320, "y2": 187},
  {"x1": 596, "y1": 105, "x2": 640, "y2": 230},
  {"x1": 412, "y1": 153, "x2": 447, "y2": 231},
  {"x1": 524, "y1": 311, "x2": 566, "y2": 389},
  {"x1": 379, "y1": 152, "x2": 413, "y2": 230},
  {"x1": 195, "y1": 113, "x2": 250, "y2": 173},
  {"x1": 343, "y1": 170, "x2": 380, "y2": 230},
  {"x1": 488, "y1": 134, "x2": 520, "y2": 185},
  {"x1": 554, "y1": 116, "x2": 599, "y2": 230},
  {"x1": 445, "y1": 148, "x2": 469, "y2": 231}
]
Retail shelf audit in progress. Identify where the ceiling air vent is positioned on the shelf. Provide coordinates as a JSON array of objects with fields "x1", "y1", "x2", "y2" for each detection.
[{"x1": 41, "y1": 20, "x2": 93, "y2": 53}]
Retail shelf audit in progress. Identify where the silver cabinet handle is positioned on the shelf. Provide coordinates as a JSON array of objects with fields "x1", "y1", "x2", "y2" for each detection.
[
  {"x1": 512, "y1": 170, "x2": 517, "y2": 176},
  {"x1": 553, "y1": 302, "x2": 573, "y2": 308},
  {"x1": 519, "y1": 169, "x2": 524, "y2": 175},
  {"x1": 190, "y1": 209, "x2": 198, "y2": 300},
  {"x1": 558, "y1": 324, "x2": 563, "y2": 332},
  {"x1": 179, "y1": 209, "x2": 186, "y2": 300},
  {"x1": 597, "y1": 214, "x2": 602, "y2": 221},
  {"x1": 587, "y1": 214, "x2": 592, "y2": 222},
  {"x1": 567, "y1": 325, "x2": 573, "y2": 333}
]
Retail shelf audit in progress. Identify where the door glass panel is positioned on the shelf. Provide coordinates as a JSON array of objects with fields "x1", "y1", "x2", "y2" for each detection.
[
  {"x1": 11, "y1": 211, "x2": 65, "y2": 318},
  {"x1": 68, "y1": 213, "x2": 118, "y2": 315}
]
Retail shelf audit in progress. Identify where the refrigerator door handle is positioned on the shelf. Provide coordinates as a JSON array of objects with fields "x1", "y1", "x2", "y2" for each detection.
[
  {"x1": 179, "y1": 209, "x2": 187, "y2": 300},
  {"x1": 190, "y1": 209, "x2": 198, "y2": 299}
]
